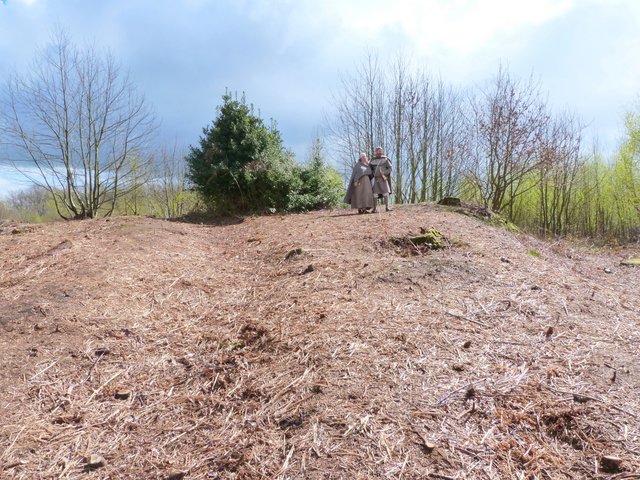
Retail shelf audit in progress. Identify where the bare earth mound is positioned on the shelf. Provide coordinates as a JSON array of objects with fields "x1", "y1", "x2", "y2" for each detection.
[{"x1": 1, "y1": 204, "x2": 639, "y2": 479}]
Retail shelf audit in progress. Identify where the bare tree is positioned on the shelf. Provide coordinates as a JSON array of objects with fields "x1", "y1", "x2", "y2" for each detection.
[
  {"x1": 390, "y1": 57, "x2": 411, "y2": 202},
  {"x1": 0, "y1": 29, "x2": 156, "y2": 219},
  {"x1": 465, "y1": 66, "x2": 550, "y2": 214},
  {"x1": 330, "y1": 55, "x2": 468, "y2": 205},
  {"x1": 151, "y1": 142, "x2": 194, "y2": 219},
  {"x1": 536, "y1": 113, "x2": 583, "y2": 236},
  {"x1": 415, "y1": 76, "x2": 467, "y2": 202},
  {"x1": 329, "y1": 53, "x2": 389, "y2": 176},
  {"x1": 119, "y1": 154, "x2": 152, "y2": 216},
  {"x1": 0, "y1": 199, "x2": 16, "y2": 221},
  {"x1": 7, "y1": 185, "x2": 50, "y2": 217}
]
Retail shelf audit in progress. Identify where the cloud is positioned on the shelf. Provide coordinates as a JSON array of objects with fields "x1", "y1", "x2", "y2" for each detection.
[
  {"x1": 0, "y1": 0, "x2": 638, "y2": 166},
  {"x1": 310, "y1": 0, "x2": 575, "y2": 56},
  {"x1": 7, "y1": 0, "x2": 40, "y2": 6},
  {"x1": 0, "y1": 165, "x2": 32, "y2": 197}
]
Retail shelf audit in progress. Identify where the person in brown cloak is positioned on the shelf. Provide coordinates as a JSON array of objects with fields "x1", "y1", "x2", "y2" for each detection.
[
  {"x1": 344, "y1": 153, "x2": 375, "y2": 214},
  {"x1": 370, "y1": 146, "x2": 393, "y2": 212}
]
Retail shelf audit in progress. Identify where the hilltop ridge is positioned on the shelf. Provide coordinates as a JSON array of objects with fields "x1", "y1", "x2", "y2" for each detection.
[{"x1": 1, "y1": 204, "x2": 639, "y2": 479}]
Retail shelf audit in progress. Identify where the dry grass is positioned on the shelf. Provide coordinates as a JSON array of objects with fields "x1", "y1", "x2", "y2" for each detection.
[{"x1": 1, "y1": 204, "x2": 639, "y2": 479}]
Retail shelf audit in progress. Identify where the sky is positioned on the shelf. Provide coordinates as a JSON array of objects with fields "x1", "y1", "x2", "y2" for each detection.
[{"x1": 1, "y1": 0, "x2": 639, "y2": 197}]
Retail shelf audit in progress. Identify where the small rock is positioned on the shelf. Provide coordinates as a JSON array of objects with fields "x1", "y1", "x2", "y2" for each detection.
[
  {"x1": 437, "y1": 197, "x2": 461, "y2": 206},
  {"x1": 176, "y1": 357, "x2": 193, "y2": 369},
  {"x1": 600, "y1": 455, "x2": 623, "y2": 473},
  {"x1": 85, "y1": 454, "x2": 105, "y2": 470},
  {"x1": 164, "y1": 471, "x2": 187, "y2": 480},
  {"x1": 285, "y1": 248, "x2": 303, "y2": 260},
  {"x1": 114, "y1": 390, "x2": 131, "y2": 400},
  {"x1": 500, "y1": 257, "x2": 511, "y2": 263},
  {"x1": 604, "y1": 267, "x2": 613, "y2": 274},
  {"x1": 462, "y1": 340, "x2": 472, "y2": 349},
  {"x1": 545, "y1": 326, "x2": 554, "y2": 338},
  {"x1": 572, "y1": 393, "x2": 590, "y2": 403},
  {"x1": 302, "y1": 264, "x2": 315, "y2": 274},
  {"x1": 421, "y1": 441, "x2": 436, "y2": 453}
]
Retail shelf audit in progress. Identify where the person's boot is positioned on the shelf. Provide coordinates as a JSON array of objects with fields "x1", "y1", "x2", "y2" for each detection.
[{"x1": 384, "y1": 195, "x2": 392, "y2": 212}]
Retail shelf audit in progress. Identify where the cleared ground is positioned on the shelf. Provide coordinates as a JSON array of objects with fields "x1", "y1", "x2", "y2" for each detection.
[{"x1": 1, "y1": 204, "x2": 639, "y2": 479}]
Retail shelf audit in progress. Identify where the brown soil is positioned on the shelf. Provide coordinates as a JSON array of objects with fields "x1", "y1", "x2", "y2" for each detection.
[{"x1": 1, "y1": 204, "x2": 639, "y2": 479}]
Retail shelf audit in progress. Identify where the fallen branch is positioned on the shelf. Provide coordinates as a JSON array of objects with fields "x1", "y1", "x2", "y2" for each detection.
[{"x1": 445, "y1": 311, "x2": 489, "y2": 328}]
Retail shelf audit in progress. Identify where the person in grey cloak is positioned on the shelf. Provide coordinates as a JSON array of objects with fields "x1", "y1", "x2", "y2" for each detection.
[
  {"x1": 370, "y1": 146, "x2": 393, "y2": 212},
  {"x1": 344, "y1": 153, "x2": 375, "y2": 214}
]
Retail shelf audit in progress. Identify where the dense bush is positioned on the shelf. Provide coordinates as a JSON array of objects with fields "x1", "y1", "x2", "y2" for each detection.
[
  {"x1": 287, "y1": 157, "x2": 344, "y2": 212},
  {"x1": 187, "y1": 93, "x2": 343, "y2": 214}
]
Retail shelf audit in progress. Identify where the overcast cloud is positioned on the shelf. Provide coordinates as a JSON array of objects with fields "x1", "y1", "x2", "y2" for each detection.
[{"x1": 1, "y1": 0, "x2": 639, "y2": 196}]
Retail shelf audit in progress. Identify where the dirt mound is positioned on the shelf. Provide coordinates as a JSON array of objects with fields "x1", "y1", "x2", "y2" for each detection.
[{"x1": 1, "y1": 205, "x2": 639, "y2": 479}]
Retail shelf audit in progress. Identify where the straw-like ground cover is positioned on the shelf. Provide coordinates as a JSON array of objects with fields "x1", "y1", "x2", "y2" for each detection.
[{"x1": 1, "y1": 204, "x2": 638, "y2": 479}]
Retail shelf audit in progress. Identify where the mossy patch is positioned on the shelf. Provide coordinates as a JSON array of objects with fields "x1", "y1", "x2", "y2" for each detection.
[
  {"x1": 620, "y1": 257, "x2": 640, "y2": 266},
  {"x1": 408, "y1": 228, "x2": 443, "y2": 249},
  {"x1": 387, "y1": 227, "x2": 447, "y2": 255},
  {"x1": 528, "y1": 249, "x2": 541, "y2": 258},
  {"x1": 453, "y1": 203, "x2": 520, "y2": 233},
  {"x1": 490, "y1": 215, "x2": 520, "y2": 233}
]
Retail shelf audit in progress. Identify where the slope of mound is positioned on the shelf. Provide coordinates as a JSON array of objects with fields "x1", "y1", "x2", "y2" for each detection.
[{"x1": 1, "y1": 205, "x2": 638, "y2": 479}]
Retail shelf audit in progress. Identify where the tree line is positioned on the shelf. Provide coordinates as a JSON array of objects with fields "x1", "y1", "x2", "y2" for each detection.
[
  {"x1": 1, "y1": 31, "x2": 639, "y2": 242},
  {"x1": 0, "y1": 29, "x2": 343, "y2": 222},
  {"x1": 331, "y1": 55, "x2": 640, "y2": 241}
]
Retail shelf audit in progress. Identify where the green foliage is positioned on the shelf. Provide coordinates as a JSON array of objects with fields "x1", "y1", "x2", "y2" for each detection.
[
  {"x1": 241, "y1": 132, "x2": 298, "y2": 212},
  {"x1": 286, "y1": 154, "x2": 344, "y2": 212},
  {"x1": 114, "y1": 186, "x2": 203, "y2": 218},
  {"x1": 1, "y1": 30, "x2": 156, "y2": 220},
  {"x1": 5, "y1": 186, "x2": 60, "y2": 223},
  {"x1": 490, "y1": 215, "x2": 520, "y2": 233},
  {"x1": 610, "y1": 112, "x2": 640, "y2": 236},
  {"x1": 464, "y1": 109, "x2": 640, "y2": 243},
  {"x1": 409, "y1": 228, "x2": 443, "y2": 249},
  {"x1": 0, "y1": 199, "x2": 16, "y2": 221},
  {"x1": 6, "y1": 179, "x2": 203, "y2": 222},
  {"x1": 620, "y1": 257, "x2": 640, "y2": 265},
  {"x1": 187, "y1": 96, "x2": 342, "y2": 214},
  {"x1": 186, "y1": 93, "x2": 290, "y2": 213}
]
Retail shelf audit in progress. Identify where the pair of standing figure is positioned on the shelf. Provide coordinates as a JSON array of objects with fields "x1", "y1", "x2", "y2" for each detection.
[{"x1": 344, "y1": 147, "x2": 393, "y2": 214}]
